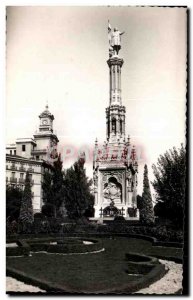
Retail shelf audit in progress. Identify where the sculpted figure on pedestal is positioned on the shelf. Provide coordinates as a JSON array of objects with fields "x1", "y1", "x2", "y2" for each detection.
[{"x1": 108, "y1": 21, "x2": 125, "y2": 56}]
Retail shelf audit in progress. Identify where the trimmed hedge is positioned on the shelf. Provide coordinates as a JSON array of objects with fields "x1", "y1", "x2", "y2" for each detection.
[
  {"x1": 119, "y1": 264, "x2": 166, "y2": 294},
  {"x1": 6, "y1": 246, "x2": 29, "y2": 257},
  {"x1": 125, "y1": 253, "x2": 156, "y2": 263},
  {"x1": 7, "y1": 237, "x2": 103, "y2": 255},
  {"x1": 47, "y1": 239, "x2": 103, "y2": 254},
  {"x1": 6, "y1": 249, "x2": 166, "y2": 294},
  {"x1": 6, "y1": 219, "x2": 184, "y2": 244},
  {"x1": 126, "y1": 262, "x2": 154, "y2": 275},
  {"x1": 6, "y1": 239, "x2": 31, "y2": 257},
  {"x1": 57, "y1": 238, "x2": 83, "y2": 245},
  {"x1": 29, "y1": 243, "x2": 49, "y2": 252}
]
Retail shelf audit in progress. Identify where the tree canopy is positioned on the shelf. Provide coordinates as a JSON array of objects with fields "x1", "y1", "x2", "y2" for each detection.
[
  {"x1": 42, "y1": 154, "x2": 65, "y2": 217},
  {"x1": 6, "y1": 185, "x2": 23, "y2": 222},
  {"x1": 152, "y1": 144, "x2": 186, "y2": 229},
  {"x1": 63, "y1": 154, "x2": 94, "y2": 220}
]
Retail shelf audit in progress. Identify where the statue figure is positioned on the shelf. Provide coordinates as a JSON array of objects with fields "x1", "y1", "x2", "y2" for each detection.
[
  {"x1": 103, "y1": 181, "x2": 121, "y2": 202},
  {"x1": 108, "y1": 21, "x2": 125, "y2": 56}
]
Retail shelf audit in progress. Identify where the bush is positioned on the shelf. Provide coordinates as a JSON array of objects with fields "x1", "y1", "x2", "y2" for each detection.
[
  {"x1": 95, "y1": 223, "x2": 183, "y2": 243},
  {"x1": 6, "y1": 240, "x2": 30, "y2": 256},
  {"x1": 57, "y1": 238, "x2": 82, "y2": 245},
  {"x1": 42, "y1": 203, "x2": 56, "y2": 218},
  {"x1": 33, "y1": 218, "x2": 50, "y2": 234},
  {"x1": 6, "y1": 246, "x2": 29, "y2": 257},
  {"x1": 29, "y1": 243, "x2": 49, "y2": 252},
  {"x1": 114, "y1": 216, "x2": 126, "y2": 222},
  {"x1": 48, "y1": 218, "x2": 61, "y2": 233},
  {"x1": 34, "y1": 213, "x2": 47, "y2": 220}
]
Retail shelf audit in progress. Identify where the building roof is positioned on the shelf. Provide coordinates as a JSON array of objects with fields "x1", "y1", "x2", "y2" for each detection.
[
  {"x1": 6, "y1": 154, "x2": 42, "y2": 165},
  {"x1": 16, "y1": 138, "x2": 37, "y2": 145},
  {"x1": 39, "y1": 104, "x2": 54, "y2": 120},
  {"x1": 6, "y1": 144, "x2": 16, "y2": 149},
  {"x1": 6, "y1": 154, "x2": 54, "y2": 169}
]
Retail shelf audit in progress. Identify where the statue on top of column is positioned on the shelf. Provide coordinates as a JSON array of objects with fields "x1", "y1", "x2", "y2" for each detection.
[{"x1": 108, "y1": 21, "x2": 125, "y2": 57}]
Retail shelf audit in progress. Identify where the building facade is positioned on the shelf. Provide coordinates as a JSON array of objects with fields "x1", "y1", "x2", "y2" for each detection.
[
  {"x1": 6, "y1": 105, "x2": 59, "y2": 213},
  {"x1": 93, "y1": 25, "x2": 139, "y2": 220}
]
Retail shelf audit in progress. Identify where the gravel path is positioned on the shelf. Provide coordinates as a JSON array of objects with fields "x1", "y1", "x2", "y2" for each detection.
[
  {"x1": 135, "y1": 259, "x2": 183, "y2": 294},
  {"x1": 6, "y1": 259, "x2": 182, "y2": 294},
  {"x1": 6, "y1": 277, "x2": 45, "y2": 293}
]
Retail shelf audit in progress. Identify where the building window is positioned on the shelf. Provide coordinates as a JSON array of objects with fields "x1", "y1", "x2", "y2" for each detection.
[
  {"x1": 29, "y1": 174, "x2": 32, "y2": 180},
  {"x1": 14, "y1": 150, "x2": 16, "y2": 155},
  {"x1": 36, "y1": 156, "x2": 39, "y2": 160},
  {"x1": 22, "y1": 145, "x2": 26, "y2": 152},
  {"x1": 20, "y1": 173, "x2": 24, "y2": 179},
  {"x1": 11, "y1": 172, "x2": 15, "y2": 178},
  {"x1": 10, "y1": 150, "x2": 12, "y2": 155}
]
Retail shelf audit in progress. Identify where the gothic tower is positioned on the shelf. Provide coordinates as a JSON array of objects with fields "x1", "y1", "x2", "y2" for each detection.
[{"x1": 93, "y1": 24, "x2": 139, "y2": 220}]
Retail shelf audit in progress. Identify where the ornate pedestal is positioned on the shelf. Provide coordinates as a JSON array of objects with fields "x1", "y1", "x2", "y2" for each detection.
[{"x1": 93, "y1": 147, "x2": 139, "y2": 220}]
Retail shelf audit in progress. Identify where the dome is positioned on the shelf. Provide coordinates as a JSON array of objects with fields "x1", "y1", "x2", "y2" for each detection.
[{"x1": 39, "y1": 104, "x2": 54, "y2": 120}]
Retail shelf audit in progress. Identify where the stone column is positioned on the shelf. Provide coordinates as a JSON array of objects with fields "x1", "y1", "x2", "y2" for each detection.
[{"x1": 107, "y1": 57, "x2": 124, "y2": 106}]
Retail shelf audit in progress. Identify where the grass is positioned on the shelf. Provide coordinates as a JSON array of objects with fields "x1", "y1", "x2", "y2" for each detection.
[{"x1": 6, "y1": 237, "x2": 182, "y2": 293}]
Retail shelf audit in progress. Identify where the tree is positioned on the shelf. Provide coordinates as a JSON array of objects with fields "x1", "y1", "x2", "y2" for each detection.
[
  {"x1": 19, "y1": 171, "x2": 34, "y2": 233},
  {"x1": 84, "y1": 191, "x2": 95, "y2": 218},
  {"x1": 63, "y1": 154, "x2": 94, "y2": 220},
  {"x1": 42, "y1": 171, "x2": 53, "y2": 204},
  {"x1": 52, "y1": 153, "x2": 65, "y2": 211},
  {"x1": 6, "y1": 185, "x2": 23, "y2": 222},
  {"x1": 140, "y1": 164, "x2": 155, "y2": 224},
  {"x1": 152, "y1": 144, "x2": 186, "y2": 229},
  {"x1": 137, "y1": 195, "x2": 143, "y2": 210},
  {"x1": 42, "y1": 154, "x2": 65, "y2": 216}
]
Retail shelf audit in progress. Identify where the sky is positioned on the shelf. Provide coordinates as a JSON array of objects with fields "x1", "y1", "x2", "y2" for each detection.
[{"x1": 6, "y1": 6, "x2": 187, "y2": 196}]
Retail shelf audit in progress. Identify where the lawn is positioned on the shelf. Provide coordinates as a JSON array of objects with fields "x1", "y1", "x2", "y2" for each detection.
[{"x1": 6, "y1": 237, "x2": 183, "y2": 293}]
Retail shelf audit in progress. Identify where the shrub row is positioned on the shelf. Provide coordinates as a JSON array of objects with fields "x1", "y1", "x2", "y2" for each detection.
[
  {"x1": 121, "y1": 264, "x2": 166, "y2": 294},
  {"x1": 29, "y1": 243, "x2": 49, "y2": 252},
  {"x1": 47, "y1": 239, "x2": 102, "y2": 254},
  {"x1": 95, "y1": 224, "x2": 183, "y2": 243},
  {"x1": 7, "y1": 237, "x2": 103, "y2": 256},
  {"x1": 6, "y1": 246, "x2": 29, "y2": 257},
  {"x1": 6, "y1": 220, "x2": 184, "y2": 243},
  {"x1": 125, "y1": 253, "x2": 156, "y2": 263}
]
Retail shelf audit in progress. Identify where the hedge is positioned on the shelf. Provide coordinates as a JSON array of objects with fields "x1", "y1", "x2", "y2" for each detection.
[
  {"x1": 6, "y1": 246, "x2": 29, "y2": 257},
  {"x1": 29, "y1": 243, "x2": 49, "y2": 252},
  {"x1": 125, "y1": 253, "x2": 157, "y2": 263},
  {"x1": 6, "y1": 251, "x2": 166, "y2": 294},
  {"x1": 47, "y1": 239, "x2": 103, "y2": 254}
]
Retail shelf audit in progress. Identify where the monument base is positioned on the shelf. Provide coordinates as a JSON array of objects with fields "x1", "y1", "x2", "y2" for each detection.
[{"x1": 93, "y1": 205, "x2": 139, "y2": 220}]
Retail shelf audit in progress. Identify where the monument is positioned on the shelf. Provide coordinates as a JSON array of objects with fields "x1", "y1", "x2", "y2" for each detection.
[{"x1": 93, "y1": 23, "x2": 139, "y2": 220}]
